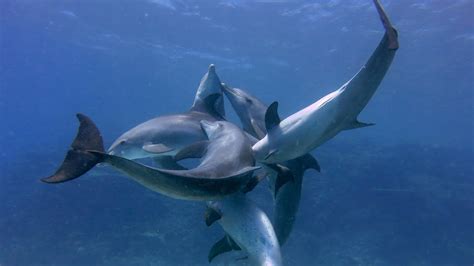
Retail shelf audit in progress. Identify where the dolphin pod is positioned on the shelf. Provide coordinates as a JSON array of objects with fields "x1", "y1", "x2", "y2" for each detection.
[
  {"x1": 42, "y1": 114, "x2": 260, "y2": 201},
  {"x1": 42, "y1": 0, "x2": 398, "y2": 265},
  {"x1": 252, "y1": 0, "x2": 398, "y2": 164},
  {"x1": 223, "y1": 85, "x2": 319, "y2": 245}
]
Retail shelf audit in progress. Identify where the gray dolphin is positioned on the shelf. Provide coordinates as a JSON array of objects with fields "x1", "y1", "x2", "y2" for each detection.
[
  {"x1": 223, "y1": 85, "x2": 319, "y2": 245},
  {"x1": 253, "y1": 0, "x2": 399, "y2": 164},
  {"x1": 268, "y1": 156, "x2": 318, "y2": 245},
  {"x1": 223, "y1": 85, "x2": 267, "y2": 139},
  {"x1": 206, "y1": 194, "x2": 282, "y2": 266},
  {"x1": 108, "y1": 64, "x2": 225, "y2": 165},
  {"x1": 41, "y1": 114, "x2": 260, "y2": 201}
]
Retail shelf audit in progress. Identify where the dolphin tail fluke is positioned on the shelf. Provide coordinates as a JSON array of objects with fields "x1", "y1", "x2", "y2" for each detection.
[
  {"x1": 41, "y1": 114, "x2": 105, "y2": 184},
  {"x1": 373, "y1": 0, "x2": 398, "y2": 50},
  {"x1": 208, "y1": 234, "x2": 241, "y2": 263}
]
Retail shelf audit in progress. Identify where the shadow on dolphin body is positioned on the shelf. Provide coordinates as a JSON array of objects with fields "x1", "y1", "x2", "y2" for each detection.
[
  {"x1": 252, "y1": 0, "x2": 399, "y2": 165},
  {"x1": 42, "y1": 114, "x2": 261, "y2": 201}
]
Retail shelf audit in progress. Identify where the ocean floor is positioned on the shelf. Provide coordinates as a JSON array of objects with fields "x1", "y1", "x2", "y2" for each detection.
[{"x1": 0, "y1": 141, "x2": 472, "y2": 266}]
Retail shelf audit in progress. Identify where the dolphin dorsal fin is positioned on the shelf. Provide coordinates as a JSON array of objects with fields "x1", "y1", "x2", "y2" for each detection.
[
  {"x1": 192, "y1": 93, "x2": 225, "y2": 120},
  {"x1": 191, "y1": 64, "x2": 225, "y2": 118},
  {"x1": 204, "y1": 93, "x2": 225, "y2": 120},
  {"x1": 265, "y1": 101, "x2": 281, "y2": 132}
]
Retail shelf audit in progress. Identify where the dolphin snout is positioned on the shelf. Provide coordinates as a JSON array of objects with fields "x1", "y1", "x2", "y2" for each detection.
[
  {"x1": 222, "y1": 85, "x2": 238, "y2": 97},
  {"x1": 200, "y1": 120, "x2": 215, "y2": 132}
]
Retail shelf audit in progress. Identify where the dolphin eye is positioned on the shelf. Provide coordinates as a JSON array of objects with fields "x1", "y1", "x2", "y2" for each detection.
[
  {"x1": 245, "y1": 98, "x2": 253, "y2": 104},
  {"x1": 119, "y1": 140, "x2": 126, "y2": 145}
]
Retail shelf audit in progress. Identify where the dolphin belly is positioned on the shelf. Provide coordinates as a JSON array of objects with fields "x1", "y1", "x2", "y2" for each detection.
[
  {"x1": 208, "y1": 195, "x2": 283, "y2": 266},
  {"x1": 108, "y1": 112, "x2": 215, "y2": 160},
  {"x1": 252, "y1": 0, "x2": 398, "y2": 165}
]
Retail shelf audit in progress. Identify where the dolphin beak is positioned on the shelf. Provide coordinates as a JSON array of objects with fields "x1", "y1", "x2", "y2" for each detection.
[
  {"x1": 222, "y1": 85, "x2": 238, "y2": 97},
  {"x1": 200, "y1": 120, "x2": 218, "y2": 137},
  {"x1": 200, "y1": 120, "x2": 213, "y2": 130}
]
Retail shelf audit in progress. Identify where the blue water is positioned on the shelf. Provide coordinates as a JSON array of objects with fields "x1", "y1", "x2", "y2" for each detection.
[{"x1": 1, "y1": 0, "x2": 473, "y2": 265}]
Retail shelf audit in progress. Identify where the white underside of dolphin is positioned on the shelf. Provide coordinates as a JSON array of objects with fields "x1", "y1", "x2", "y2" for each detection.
[
  {"x1": 223, "y1": 84, "x2": 320, "y2": 246},
  {"x1": 253, "y1": 0, "x2": 399, "y2": 164}
]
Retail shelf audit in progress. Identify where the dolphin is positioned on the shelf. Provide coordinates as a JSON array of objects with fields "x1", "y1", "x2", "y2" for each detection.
[
  {"x1": 41, "y1": 114, "x2": 261, "y2": 201},
  {"x1": 252, "y1": 0, "x2": 399, "y2": 164},
  {"x1": 223, "y1": 85, "x2": 267, "y2": 139},
  {"x1": 108, "y1": 64, "x2": 225, "y2": 166},
  {"x1": 223, "y1": 85, "x2": 319, "y2": 245},
  {"x1": 206, "y1": 194, "x2": 282, "y2": 266},
  {"x1": 268, "y1": 156, "x2": 318, "y2": 245}
]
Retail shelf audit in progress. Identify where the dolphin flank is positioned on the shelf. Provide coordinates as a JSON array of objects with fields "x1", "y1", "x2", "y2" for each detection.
[{"x1": 108, "y1": 64, "x2": 225, "y2": 163}]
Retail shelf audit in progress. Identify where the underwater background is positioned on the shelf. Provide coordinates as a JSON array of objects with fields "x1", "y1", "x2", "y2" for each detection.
[{"x1": 0, "y1": 0, "x2": 473, "y2": 265}]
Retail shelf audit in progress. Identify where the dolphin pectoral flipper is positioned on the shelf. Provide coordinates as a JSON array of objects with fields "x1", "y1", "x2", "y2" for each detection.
[
  {"x1": 373, "y1": 0, "x2": 398, "y2": 50},
  {"x1": 205, "y1": 206, "x2": 222, "y2": 226},
  {"x1": 208, "y1": 234, "x2": 241, "y2": 263},
  {"x1": 299, "y1": 153, "x2": 321, "y2": 172},
  {"x1": 142, "y1": 143, "x2": 174, "y2": 154},
  {"x1": 264, "y1": 149, "x2": 279, "y2": 161},
  {"x1": 41, "y1": 113, "x2": 105, "y2": 184},
  {"x1": 192, "y1": 93, "x2": 225, "y2": 120},
  {"x1": 173, "y1": 141, "x2": 209, "y2": 161},
  {"x1": 343, "y1": 120, "x2": 375, "y2": 130}
]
